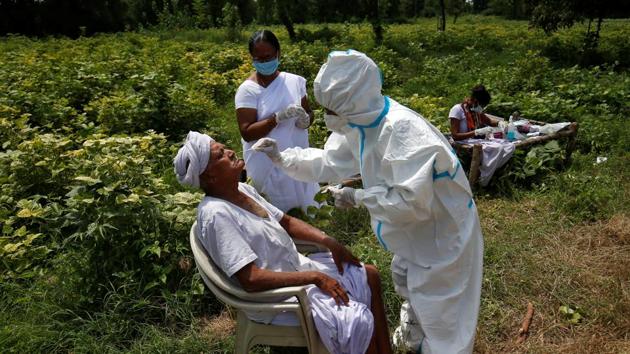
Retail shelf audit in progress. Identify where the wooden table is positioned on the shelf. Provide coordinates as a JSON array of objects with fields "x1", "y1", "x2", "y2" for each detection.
[{"x1": 451, "y1": 120, "x2": 579, "y2": 186}]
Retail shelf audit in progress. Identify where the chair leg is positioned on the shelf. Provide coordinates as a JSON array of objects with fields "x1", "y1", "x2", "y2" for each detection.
[{"x1": 234, "y1": 311, "x2": 250, "y2": 354}]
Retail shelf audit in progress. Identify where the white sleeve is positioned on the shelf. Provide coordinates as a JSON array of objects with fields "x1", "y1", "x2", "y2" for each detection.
[
  {"x1": 354, "y1": 119, "x2": 456, "y2": 225},
  {"x1": 199, "y1": 209, "x2": 257, "y2": 277},
  {"x1": 235, "y1": 83, "x2": 258, "y2": 109},
  {"x1": 448, "y1": 104, "x2": 464, "y2": 120},
  {"x1": 297, "y1": 75, "x2": 307, "y2": 98},
  {"x1": 279, "y1": 133, "x2": 360, "y2": 184}
]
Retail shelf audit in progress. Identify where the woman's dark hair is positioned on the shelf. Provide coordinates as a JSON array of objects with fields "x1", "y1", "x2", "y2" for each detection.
[
  {"x1": 471, "y1": 84, "x2": 491, "y2": 106},
  {"x1": 248, "y1": 30, "x2": 280, "y2": 55}
]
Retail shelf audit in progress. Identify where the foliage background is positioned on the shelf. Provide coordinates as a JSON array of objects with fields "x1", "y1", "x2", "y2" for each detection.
[
  {"x1": 1, "y1": 16, "x2": 629, "y2": 353},
  {"x1": 2, "y1": 0, "x2": 630, "y2": 37}
]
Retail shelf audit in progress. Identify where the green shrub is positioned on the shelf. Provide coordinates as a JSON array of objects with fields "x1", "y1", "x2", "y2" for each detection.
[
  {"x1": 0, "y1": 132, "x2": 205, "y2": 316},
  {"x1": 369, "y1": 46, "x2": 406, "y2": 89},
  {"x1": 539, "y1": 21, "x2": 630, "y2": 68},
  {"x1": 205, "y1": 47, "x2": 246, "y2": 73},
  {"x1": 57, "y1": 134, "x2": 201, "y2": 304},
  {"x1": 0, "y1": 105, "x2": 35, "y2": 151},
  {"x1": 221, "y1": 3, "x2": 242, "y2": 42},
  {"x1": 541, "y1": 36, "x2": 582, "y2": 67},
  {"x1": 308, "y1": 110, "x2": 331, "y2": 149},
  {"x1": 1, "y1": 19, "x2": 629, "y2": 351},
  {"x1": 549, "y1": 172, "x2": 616, "y2": 222},
  {"x1": 280, "y1": 46, "x2": 324, "y2": 83},
  {"x1": 491, "y1": 140, "x2": 565, "y2": 191},
  {"x1": 84, "y1": 81, "x2": 212, "y2": 138},
  {"x1": 576, "y1": 111, "x2": 626, "y2": 153},
  {"x1": 397, "y1": 94, "x2": 449, "y2": 131},
  {"x1": 295, "y1": 26, "x2": 340, "y2": 43},
  {"x1": 544, "y1": 152, "x2": 627, "y2": 222}
]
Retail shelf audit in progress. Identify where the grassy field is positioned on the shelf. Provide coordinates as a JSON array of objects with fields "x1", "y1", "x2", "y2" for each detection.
[{"x1": 1, "y1": 16, "x2": 629, "y2": 353}]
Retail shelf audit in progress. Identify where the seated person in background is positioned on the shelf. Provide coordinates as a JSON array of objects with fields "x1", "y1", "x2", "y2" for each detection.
[
  {"x1": 449, "y1": 84, "x2": 502, "y2": 141},
  {"x1": 173, "y1": 131, "x2": 392, "y2": 354}
]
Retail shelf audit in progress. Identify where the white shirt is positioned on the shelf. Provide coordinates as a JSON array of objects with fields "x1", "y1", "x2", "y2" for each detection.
[
  {"x1": 196, "y1": 183, "x2": 376, "y2": 354},
  {"x1": 197, "y1": 183, "x2": 305, "y2": 279},
  {"x1": 234, "y1": 72, "x2": 318, "y2": 212},
  {"x1": 234, "y1": 72, "x2": 308, "y2": 157},
  {"x1": 235, "y1": 72, "x2": 306, "y2": 112},
  {"x1": 448, "y1": 103, "x2": 470, "y2": 133}
]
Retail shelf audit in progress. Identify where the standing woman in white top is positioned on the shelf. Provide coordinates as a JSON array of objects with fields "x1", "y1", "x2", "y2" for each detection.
[{"x1": 235, "y1": 30, "x2": 319, "y2": 212}]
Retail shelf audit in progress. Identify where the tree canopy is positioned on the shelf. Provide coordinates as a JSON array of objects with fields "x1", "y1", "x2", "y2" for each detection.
[{"x1": 1, "y1": 0, "x2": 629, "y2": 38}]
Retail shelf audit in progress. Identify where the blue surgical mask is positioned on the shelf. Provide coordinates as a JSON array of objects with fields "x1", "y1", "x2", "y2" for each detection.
[
  {"x1": 253, "y1": 58, "x2": 279, "y2": 76},
  {"x1": 470, "y1": 105, "x2": 484, "y2": 113}
]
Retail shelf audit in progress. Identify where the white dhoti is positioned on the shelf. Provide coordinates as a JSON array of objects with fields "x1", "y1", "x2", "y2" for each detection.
[{"x1": 270, "y1": 252, "x2": 374, "y2": 354}]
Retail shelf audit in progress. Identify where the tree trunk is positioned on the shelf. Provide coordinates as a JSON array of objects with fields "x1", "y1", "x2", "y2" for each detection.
[
  {"x1": 367, "y1": 0, "x2": 383, "y2": 44},
  {"x1": 438, "y1": 0, "x2": 446, "y2": 31},
  {"x1": 277, "y1": 2, "x2": 295, "y2": 42},
  {"x1": 372, "y1": 21, "x2": 384, "y2": 44},
  {"x1": 584, "y1": 16, "x2": 603, "y2": 51},
  {"x1": 595, "y1": 16, "x2": 603, "y2": 39},
  {"x1": 589, "y1": 16, "x2": 603, "y2": 50},
  {"x1": 511, "y1": 0, "x2": 518, "y2": 19}
]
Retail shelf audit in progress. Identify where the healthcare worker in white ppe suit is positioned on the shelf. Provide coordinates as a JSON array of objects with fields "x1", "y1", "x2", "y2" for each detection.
[{"x1": 252, "y1": 50, "x2": 484, "y2": 354}]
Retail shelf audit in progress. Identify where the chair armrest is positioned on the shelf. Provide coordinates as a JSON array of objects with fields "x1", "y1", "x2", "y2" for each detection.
[
  {"x1": 225, "y1": 286, "x2": 313, "y2": 320},
  {"x1": 234, "y1": 284, "x2": 312, "y2": 302},
  {"x1": 293, "y1": 239, "x2": 329, "y2": 254},
  {"x1": 221, "y1": 284, "x2": 314, "y2": 314},
  {"x1": 229, "y1": 299, "x2": 303, "y2": 313},
  {"x1": 191, "y1": 221, "x2": 321, "y2": 312}
]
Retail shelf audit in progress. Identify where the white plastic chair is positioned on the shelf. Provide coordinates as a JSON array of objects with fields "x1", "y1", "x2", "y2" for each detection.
[{"x1": 189, "y1": 221, "x2": 330, "y2": 354}]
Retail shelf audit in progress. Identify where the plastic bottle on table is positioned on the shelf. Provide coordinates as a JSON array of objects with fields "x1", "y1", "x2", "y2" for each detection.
[{"x1": 507, "y1": 115, "x2": 516, "y2": 141}]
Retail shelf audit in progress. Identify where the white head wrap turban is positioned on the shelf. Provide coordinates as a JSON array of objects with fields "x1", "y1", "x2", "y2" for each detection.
[
  {"x1": 173, "y1": 131, "x2": 214, "y2": 188},
  {"x1": 313, "y1": 50, "x2": 385, "y2": 126}
]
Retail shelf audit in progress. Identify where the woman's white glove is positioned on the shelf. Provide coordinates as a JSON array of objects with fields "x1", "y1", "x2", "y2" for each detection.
[
  {"x1": 276, "y1": 104, "x2": 309, "y2": 128},
  {"x1": 326, "y1": 186, "x2": 358, "y2": 209},
  {"x1": 474, "y1": 126, "x2": 493, "y2": 136},
  {"x1": 251, "y1": 138, "x2": 281, "y2": 164},
  {"x1": 294, "y1": 109, "x2": 311, "y2": 129}
]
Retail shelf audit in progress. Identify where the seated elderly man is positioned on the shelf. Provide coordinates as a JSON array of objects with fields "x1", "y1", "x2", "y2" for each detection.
[{"x1": 173, "y1": 131, "x2": 392, "y2": 354}]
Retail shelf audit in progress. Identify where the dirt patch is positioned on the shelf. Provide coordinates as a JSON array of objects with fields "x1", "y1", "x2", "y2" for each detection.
[
  {"x1": 476, "y1": 210, "x2": 630, "y2": 353},
  {"x1": 199, "y1": 310, "x2": 235, "y2": 340},
  {"x1": 602, "y1": 214, "x2": 630, "y2": 245},
  {"x1": 573, "y1": 213, "x2": 630, "y2": 247},
  {"x1": 569, "y1": 214, "x2": 630, "y2": 281}
]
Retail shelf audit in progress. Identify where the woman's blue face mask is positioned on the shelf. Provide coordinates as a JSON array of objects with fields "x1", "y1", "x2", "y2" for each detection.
[
  {"x1": 253, "y1": 57, "x2": 279, "y2": 76},
  {"x1": 470, "y1": 105, "x2": 484, "y2": 113}
]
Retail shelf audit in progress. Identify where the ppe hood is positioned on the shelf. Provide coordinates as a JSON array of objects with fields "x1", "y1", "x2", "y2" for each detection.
[{"x1": 314, "y1": 50, "x2": 385, "y2": 126}]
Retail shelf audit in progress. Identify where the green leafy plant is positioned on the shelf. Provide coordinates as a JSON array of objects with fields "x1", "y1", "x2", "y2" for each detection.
[
  {"x1": 221, "y1": 3, "x2": 242, "y2": 42},
  {"x1": 0, "y1": 19, "x2": 628, "y2": 352},
  {"x1": 559, "y1": 304, "x2": 584, "y2": 324},
  {"x1": 549, "y1": 171, "x2": 616, "y2": 222},
  {"x1": 499, "y1": 140, "x2": 565, "y2": 187},
  {"x1": 286, "y1": 190, "x2": 336, "y2": 230}
]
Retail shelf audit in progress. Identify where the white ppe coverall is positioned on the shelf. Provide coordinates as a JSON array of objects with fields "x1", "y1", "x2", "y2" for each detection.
[{"x1": 273, "y1": 50, "x2": 484, "y2": 354}]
